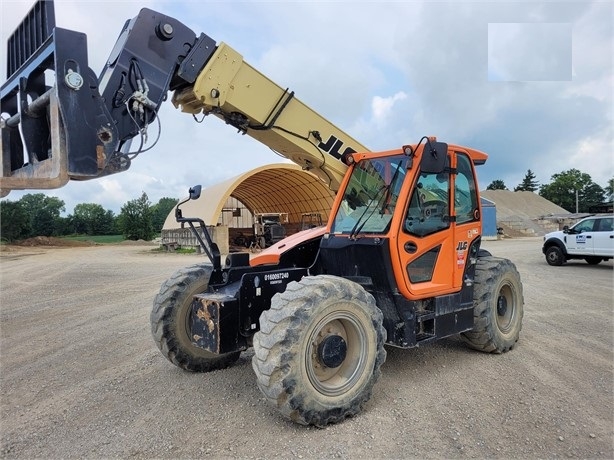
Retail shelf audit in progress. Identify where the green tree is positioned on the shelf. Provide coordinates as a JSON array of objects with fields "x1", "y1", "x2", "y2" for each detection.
[
  {"x1": 151, "y1": 197, "x2": 179, "y2": 233},
  {"x1": 0, "y1": 200, "x2": 30, "y2": 241},
  {"x1": 54, "y1": 216, "x2": 73, "y2": 236},
  {"x1": 73, "y1": 203, "x2": 116, "y2": 235},
  {"x1": 539, "y1": 169, "x2": 605, "y2": 213},
  {"x1": 514, "y1": 169, "x2": 539, "y2": 192},
  {"x1": 605, "y1": 177, "x2": 614, "y2": 200},
  {"x1": 486, "y1": 179, "x2": 508, "y2": 190},
  {"x1": 19, "y1": 193, "x2": 65, "y2": 237},
  {"x1": 118, "y1": 192, "x2": 155, "y2": 241}
]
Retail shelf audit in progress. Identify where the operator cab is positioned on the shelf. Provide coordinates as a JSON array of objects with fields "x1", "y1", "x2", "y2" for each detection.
[{"x1": 321, "y1": 138, "x2": 485, "y2": 301}]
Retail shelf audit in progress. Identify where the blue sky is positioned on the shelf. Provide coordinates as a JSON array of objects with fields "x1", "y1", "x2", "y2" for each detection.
[{"x1": 1, "y1": 0, "x2": 612, "y2": 214}]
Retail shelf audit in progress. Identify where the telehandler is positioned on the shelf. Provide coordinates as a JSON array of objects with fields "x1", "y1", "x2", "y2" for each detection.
[{"x1": 0, "y1": 1, "x2": 523, "y2": 426}]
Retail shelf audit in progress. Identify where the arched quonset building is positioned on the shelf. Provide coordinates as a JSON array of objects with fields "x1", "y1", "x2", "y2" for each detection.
[{"x1": 161, "y1": 163, "x2": 336, "y2": 253}]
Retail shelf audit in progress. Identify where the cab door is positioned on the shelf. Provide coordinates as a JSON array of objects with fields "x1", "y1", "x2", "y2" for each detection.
[
  {"x1": 593, "y1": 217, "x2": 614, "y2": 257},
  {"x1": 395, "y1": 156, "x2": 456, "y2": 299},
  {"x1": 451, "y1": 152, "x2": 482, "y2": 288},
  {"x1": 567, "y1": 218, "x2": 596, "y2": 255}
]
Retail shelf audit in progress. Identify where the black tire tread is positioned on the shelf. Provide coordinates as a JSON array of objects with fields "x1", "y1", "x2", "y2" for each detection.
[
  {"x1": 585, "y1": 256, "x2": 602, "y2": 265},
  {"x1": 461, "y1": 256, "x2": 523, "y2": 354},
  {"x1": 252, "y1": 275, "x2": 387, "y2": 427},
  {"x1": 151, "y1": 264, "x2": 240, "y2": 372},
  {"x1": 545, "y1": 245, "x2": 565, "y2": 266}
]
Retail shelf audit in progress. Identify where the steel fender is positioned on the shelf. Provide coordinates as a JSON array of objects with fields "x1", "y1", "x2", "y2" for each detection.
[
  {"x1": 250, "y1": 226, "x2": 327, "y2": 266},
  {"x1": 542, "y1": 237, "x2": 567, "y2": 255}
]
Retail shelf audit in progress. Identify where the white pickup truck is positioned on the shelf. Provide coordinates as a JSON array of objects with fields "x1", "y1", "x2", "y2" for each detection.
[{"x1": 542, "y1": 216, "x2": 614, "y2": 266}]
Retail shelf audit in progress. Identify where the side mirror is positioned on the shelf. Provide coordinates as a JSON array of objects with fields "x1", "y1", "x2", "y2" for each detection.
[
  {"x1": 562, "y1": 225, "x2": 569, "y2": 233},
  {"x1": 420, "y1": 141, "x2": 448, "y2": 174},
  {"x1": 189, "y1": 185, "x2": 202, "y2": 200}
]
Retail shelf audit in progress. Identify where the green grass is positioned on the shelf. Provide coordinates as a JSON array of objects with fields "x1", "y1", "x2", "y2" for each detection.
[
  {"x1": 175, "y1": 247, "x2": 196, "y2": 254},
  {"x1": 61, "y1": 234, "x2": 125, "y2": 244}
]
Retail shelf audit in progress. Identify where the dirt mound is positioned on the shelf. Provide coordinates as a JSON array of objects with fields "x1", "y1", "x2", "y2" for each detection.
[
  {"x1": 480, "y1": 190, "x2": 569, "y2": 220},
  {"x1": 13, "y1": 236, "x2": 95, "y2": 247}
]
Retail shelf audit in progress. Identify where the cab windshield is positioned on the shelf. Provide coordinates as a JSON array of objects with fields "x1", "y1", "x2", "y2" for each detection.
[{"x1": 331, "y1": 155, "x2": 408, "y2": 235}]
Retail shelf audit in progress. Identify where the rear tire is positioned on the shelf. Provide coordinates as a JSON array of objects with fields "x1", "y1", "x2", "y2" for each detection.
[
  {"x1": 252, "y1": 275, "x2": 387, "y2": 427},
  {"x1": 585, "y1": 257, "x2": 602, "y2": 265},
  {"x1": 151, "y1": 264, "x2": 241, "y2": 372},
  {"x1": 461, "y1": 257, "x2": 523, "y2": 353},
  {"x1": 545, "y1": 246, "x2": 565, "y2": 266}
]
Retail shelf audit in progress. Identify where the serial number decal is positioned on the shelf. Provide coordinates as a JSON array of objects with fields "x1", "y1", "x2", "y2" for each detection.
[{"x1": 264, "y1": 272, "x2": 290, "y2": 282}]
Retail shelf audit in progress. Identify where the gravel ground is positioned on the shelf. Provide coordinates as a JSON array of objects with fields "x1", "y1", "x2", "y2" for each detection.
[{"x1": 0, "y1": 238, "x2": 612, "y2": 459}]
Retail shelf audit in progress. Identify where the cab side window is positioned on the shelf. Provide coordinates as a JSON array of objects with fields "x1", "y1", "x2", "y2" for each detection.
[
  {"x1": 455, "y1": 154, "x2": 479, "y2": 224},
  {"x1": 597, "y1": 218, "x2": 613, "y2": 232},
  {"x1": 573, "y1": 219, "x2": 595, "y2": 233},
  {"x1": 405, "y1": 171, "x2": 450, "y2": 237}
]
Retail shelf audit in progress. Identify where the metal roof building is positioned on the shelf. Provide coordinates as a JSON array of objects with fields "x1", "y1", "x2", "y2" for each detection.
[{"x1": 162, "y1": 163, "x2": 336, "y2": 231}]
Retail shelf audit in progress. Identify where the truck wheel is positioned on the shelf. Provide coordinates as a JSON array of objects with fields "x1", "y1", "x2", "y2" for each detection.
[
  {"x1": 151, "y1": 264, "x2": 241, "y2": 372},
  {"x1": 461, "y1": 257, "x2": 523, "y2": 353},
  {"x1": 545, "y1": 246, "x2": 564, "y2": 266},
  {"x1": 585, "y1": 257, "x2": 602, "y2": 265},
  {"x1": 252, "y1": 275, "x2": 387, "y2": 427}
]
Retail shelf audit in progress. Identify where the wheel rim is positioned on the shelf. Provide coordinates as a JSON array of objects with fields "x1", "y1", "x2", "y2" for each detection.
[
  {"x1": 305, "y1": 311, "x2": 370, "y2": 397},
  {"x1": 547, "y1": 249, "x2": 559, "y2": 264},
  {"x1": 496, "y1": 282, "x2": 516, "y2": 333}
]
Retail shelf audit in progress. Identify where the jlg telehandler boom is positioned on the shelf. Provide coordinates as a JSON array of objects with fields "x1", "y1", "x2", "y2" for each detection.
[{"x1": 1, "y1": 1, "x2": 524, "y2": 427}]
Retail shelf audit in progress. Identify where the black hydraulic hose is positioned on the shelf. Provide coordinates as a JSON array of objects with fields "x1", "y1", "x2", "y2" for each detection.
[{"x1": 249, "y1": 89, "x2": 295, "y2": 131}]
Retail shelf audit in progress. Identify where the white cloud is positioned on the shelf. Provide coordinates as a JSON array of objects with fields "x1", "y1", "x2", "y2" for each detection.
[{"x1": 372, "y1": 92, "x2": 408, "y2": 125}]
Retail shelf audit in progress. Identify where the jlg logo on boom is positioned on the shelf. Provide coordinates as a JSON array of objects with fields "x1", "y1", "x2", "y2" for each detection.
[{"x1": 318, "y1": 134, "x2": 357, "y2": 160}]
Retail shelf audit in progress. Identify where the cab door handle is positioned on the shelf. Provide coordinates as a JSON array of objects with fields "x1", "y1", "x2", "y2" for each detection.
[{"x1": 404, "y1": 241, "x2": 418, "y2": 254}]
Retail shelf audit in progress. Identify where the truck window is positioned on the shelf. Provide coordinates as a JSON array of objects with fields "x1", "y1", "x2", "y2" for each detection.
[
  {"x1": 597, "y1": 218, "x2": 613, "y2": 232},
  {"x1": 573, "y1": 219, "x2": 595, "y2": 233}
]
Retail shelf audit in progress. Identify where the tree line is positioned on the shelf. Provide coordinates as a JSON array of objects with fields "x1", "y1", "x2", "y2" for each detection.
[
  {"x1": 0, "y1": 192, "x2": 178, "y2": 243},
  {"x1": 486, "y1": 169, "x2": 613, "y2": 213},
  {"x1": 2, "y1": 168, "x2": 612, "y2": 242}
]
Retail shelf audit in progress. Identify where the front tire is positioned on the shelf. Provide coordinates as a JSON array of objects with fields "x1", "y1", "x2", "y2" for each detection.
[
  {"x1": 545, "y1": 246, "x2": 565, "y2": 266},
  {"x1": 461, "y1": 257, "x2": 523, "y2": 353},
  {"x1": 151, "y1": 264, "x2": 241, "y2": 372},
  {"x1": 252, "y1": 275, "x2": 387, "y2": 427}
]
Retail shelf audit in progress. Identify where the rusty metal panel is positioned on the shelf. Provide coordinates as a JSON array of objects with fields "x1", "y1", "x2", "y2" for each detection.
[{"x1": 189, "y1": 293, "x2": 239, "y2": 354}]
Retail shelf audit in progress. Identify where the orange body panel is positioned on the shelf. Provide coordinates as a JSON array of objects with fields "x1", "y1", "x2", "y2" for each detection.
[
  {"x1": 390, "y1": 149, "x2": 483, "y2": 300},
  {"x1": 249, "y1": 226, "x2": 327, "y2": 266}
]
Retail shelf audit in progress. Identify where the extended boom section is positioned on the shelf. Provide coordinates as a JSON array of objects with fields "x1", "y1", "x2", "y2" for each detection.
[
  {"x1": 0, "y1": 0, "x2": 367, "y2": 196},
  {"x1": 171, "y1": 43, "x2": 365, "y2": 190}
]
